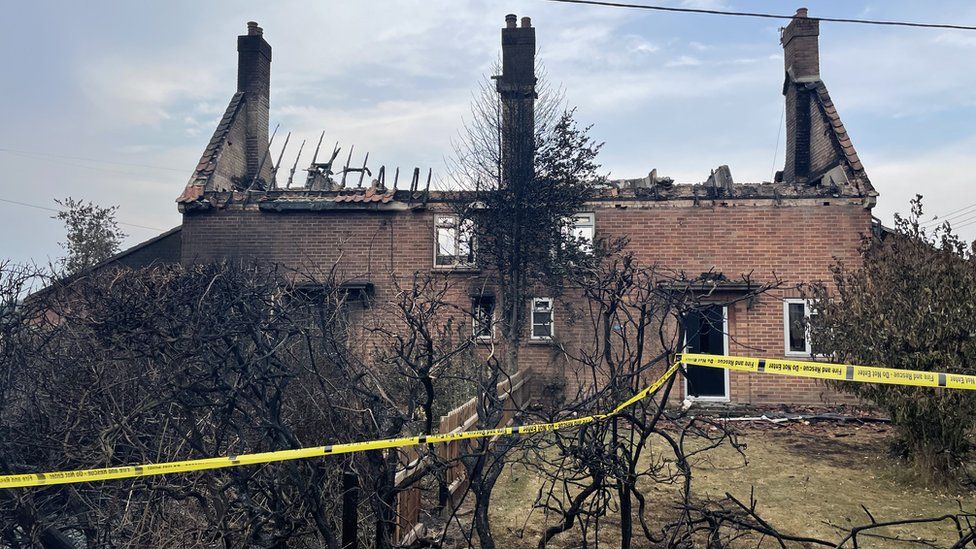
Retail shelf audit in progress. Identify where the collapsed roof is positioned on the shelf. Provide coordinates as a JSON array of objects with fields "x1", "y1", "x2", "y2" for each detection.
[{"x1": 178, "y1": 10, "x2": 876, "y2": 214}]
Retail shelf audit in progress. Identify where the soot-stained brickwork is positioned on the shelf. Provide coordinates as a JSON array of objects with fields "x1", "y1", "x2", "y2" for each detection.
[{"x1": 171, "y1": 11, "x2": 878, "y2": 405}]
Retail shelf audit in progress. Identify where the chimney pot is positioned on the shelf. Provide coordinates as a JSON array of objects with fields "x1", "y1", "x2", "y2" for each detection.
[
  {"x1": 247, "y1": 21, "x2": 262, "y2": 36},
  {"x1": 505, "y1": 14, "x2": 517, "y2": 28},
  {"x1": 795, "y1": 8, "x2": 808, "y2": 18},
  {"x1": 521, "y1": 16, "x2": 532, "y2": 28}
]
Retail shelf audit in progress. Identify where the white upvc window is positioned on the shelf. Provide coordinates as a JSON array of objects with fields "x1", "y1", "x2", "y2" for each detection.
[
  {"x1": 531, "y1": 297, "x2": 554, "y2": 340},
  {"x1": 435, "y1": 214, "x2": 475, "y2": 267},
  {"x1": 783, "y1": 299, "x2": 813, "y2": 356},
  {"x1": 472, "y1": 296, "x2": 495, "y2": 340},
  {"x1": 566, "y1": 213, "x2": 595, "y2": 254}
]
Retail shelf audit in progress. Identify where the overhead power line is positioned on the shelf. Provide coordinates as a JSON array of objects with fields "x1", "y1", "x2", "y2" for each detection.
[
  {"x1": 0, "y1": 197, "x2": 167, "y2": 232},
  {"x1": 946, "y1": 212, "x2": 976, "y2": 230},
  {"x1": 538, "y1": 0, "x2": 976, "y2": 31},
  {"x1": 922, "y1": 200, "x2": 976, "y2": 225}
]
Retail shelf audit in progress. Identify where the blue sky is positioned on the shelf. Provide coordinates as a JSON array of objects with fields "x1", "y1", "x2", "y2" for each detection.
[{"x1": 2, "y1": 0, "x2": 975, "y2": 265}]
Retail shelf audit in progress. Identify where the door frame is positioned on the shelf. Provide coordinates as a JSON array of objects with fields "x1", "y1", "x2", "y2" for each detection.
[{"x1": 683, "y1": 305, "x2": 730, "y2": 402}]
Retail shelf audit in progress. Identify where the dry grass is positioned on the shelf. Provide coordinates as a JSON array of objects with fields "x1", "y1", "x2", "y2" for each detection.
[{"x1": 489, "y1": 422, "x2": 976, "y2": 547}]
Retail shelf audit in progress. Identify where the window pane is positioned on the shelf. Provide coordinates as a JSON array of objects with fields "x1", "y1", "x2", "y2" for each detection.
[
  {"x1": 473, "y1": 298, "x2": 494, "y2": 338},
  {"x1": 458, "y1": 219, "x2": 474, "y2": 263},
  {"x1": 788, "y1": 302, "x2": 807, "y2": 353},
  {"x1": 436, "y1": 226, "x2": 457, "y2": 265},
  {"x1": 571, "y1": 214, "x2": 595, "y2": 253},
  {"x1": 532, "y1": 299, "x2": 553, "y2": 338},
  {"x1": 532, "y1": 311, "x2": 552, "y2": 338},
  {"x1": 574, "y1": 226, "x2": 594, "y2": 248}
]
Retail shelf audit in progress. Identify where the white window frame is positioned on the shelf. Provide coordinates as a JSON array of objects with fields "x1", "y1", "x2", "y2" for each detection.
[
  {"x1": 783, "y1": 299, "x2": 813, "y2": 357},
  {"x1": 568, "y1": 213, "x2": 595, "y2": 254},
  {"x1": 472, "y1": 296, "x2": 495, "y2": 340},
  {"x1": 682, "y1": 305, "x2": 730, "y2": 402},
  {"x1": 530, "y1": 297, "x2": 554, "y2": 340},
  {"x1": 434, "y1": 214, "x2": 475, "y2": 268}
]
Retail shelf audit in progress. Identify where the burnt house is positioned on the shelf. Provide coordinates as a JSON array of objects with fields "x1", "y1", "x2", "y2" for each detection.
[{"x1": 163, "y1": 10, "x2": 876, "y2": 405}]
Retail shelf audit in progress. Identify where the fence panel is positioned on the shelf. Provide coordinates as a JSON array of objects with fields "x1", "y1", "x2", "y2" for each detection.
[{"x1": 394, "y1": 368, "x2": 532, "y2": 545}]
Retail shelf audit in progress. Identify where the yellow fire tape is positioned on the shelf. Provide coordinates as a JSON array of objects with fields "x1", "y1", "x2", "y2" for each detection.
[
  {"x1": 6, "y1": 354, "x2": 971, "y2": 490},
  {"x1": 0, "y1": 362, "x2": 682, "y2": 489},
  {"x1": 680, "y1": 353, "x2": 976, "y2": 390}
]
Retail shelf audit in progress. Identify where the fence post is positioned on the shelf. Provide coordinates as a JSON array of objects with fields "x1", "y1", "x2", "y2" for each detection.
[{"x1": 341, "y1": 470, "x2": 359, "y2": 549}]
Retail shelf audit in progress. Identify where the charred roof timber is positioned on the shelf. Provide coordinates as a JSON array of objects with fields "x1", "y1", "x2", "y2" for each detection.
[
  {"x1": 177, "y1": 22, "x2": 434, "y2": 212},
  {"x1": 705, "y1": 165, "x2": 734, "y2": 195},
  {"x1": 179, "y1": 12, "x2": 876, "y2": 214}
]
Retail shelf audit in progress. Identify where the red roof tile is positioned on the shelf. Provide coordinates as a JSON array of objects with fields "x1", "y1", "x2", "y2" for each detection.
[{"x1": 332, "y1": 186, "x2": 395, "y2": 204}]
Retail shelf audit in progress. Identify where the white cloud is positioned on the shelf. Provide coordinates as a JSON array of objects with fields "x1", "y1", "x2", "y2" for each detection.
[
  {"x1": 934, "y1": 32, "x2": 976, "y2": 48},
  {"x1": 821, "y1": 30, "x2": 976, "y2": 117},
  {"x1": 79, "y1": 59, "x2": 221, "y2": 126},
  {"x1": 868, "y1": 137, "x2": 976, "y2": 243},
  {"x1": 629, "y1": 39, "x2": 660, "y2": 54},
  {"x1": 665, "y1": 55, "x2": 702, "y2": 67},
  {"x1": 273, "y1": 96, "x2": 469, "y2": 172}
]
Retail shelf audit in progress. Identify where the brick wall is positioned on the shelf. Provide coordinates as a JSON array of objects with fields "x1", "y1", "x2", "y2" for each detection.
[
  {"x1": 181, "y1": 197, "x2": 872, "y2": 406},
  {"x1": 590, "y1": 199, "x2": 870, "y2": 404}
]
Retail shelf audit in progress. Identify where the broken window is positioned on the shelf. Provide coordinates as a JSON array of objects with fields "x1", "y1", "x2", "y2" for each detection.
[
  {"x1": 784, "y1": 299, "x2": 812, "y2": 356},
  {"x1": 531, "y1": 297, "x2": 554, "y2": 340},
  {"x1": 472, "y1": 296, "x2": 495, "y2": 339},
  {"x1": 435, "y1": 214, "x2": 475, "y2": 267}
]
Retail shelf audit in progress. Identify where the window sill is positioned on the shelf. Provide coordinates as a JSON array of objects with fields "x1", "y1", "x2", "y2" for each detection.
[
  {"x1": 527, "y1": 338, "x2": 554, "y2": 345},
  {"x1": 431, "y1": 265, "x2": 480, "y2": 274},
  {"x1": 784, "y1": 354, "x2": 832, "y2": 362},
  {"x1": 684, "y1": 395, "x2": 731, "y2": 404}
]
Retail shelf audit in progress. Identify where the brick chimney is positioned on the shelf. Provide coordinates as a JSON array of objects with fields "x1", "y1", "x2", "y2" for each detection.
[
  {"x1": 238, "y1": 21, "x2": 272, "y2": 186},
  {"x1": 496, "y1": 14, "x2": 536, "y2": 190},
  {"x1": 780, "y1": 8, "x2": 819, "y2": 185}
]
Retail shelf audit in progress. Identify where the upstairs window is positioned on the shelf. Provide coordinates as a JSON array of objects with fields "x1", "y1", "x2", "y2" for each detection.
[
  {"x1": 566, "y1": 213, "x2": 595, "y2": 254},
  {"x1": 531, "y1": 298, "x2": 554, "y2": 340},
  {"x1": 435, "y1": 214, "x2": 475, "y2": 267},
  {"x1": 783, "y1": 299, "x2": 813, "y2": 356},
  {"x1": 472, "y1": 296, "x2": 495, "y2": 339}
]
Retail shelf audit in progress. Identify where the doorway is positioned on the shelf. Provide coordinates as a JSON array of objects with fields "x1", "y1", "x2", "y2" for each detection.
[{"x1": 682, "y1": 304, "x2": 729, "y2": 400}]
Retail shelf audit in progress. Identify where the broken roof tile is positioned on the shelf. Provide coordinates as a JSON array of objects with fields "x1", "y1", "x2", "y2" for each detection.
[
  {"x1": 812, "y1": 81, "x2": 871, "y2": 191},
  {"x1": 330, "y1": 187, "x2": 396, "y2": 204}
]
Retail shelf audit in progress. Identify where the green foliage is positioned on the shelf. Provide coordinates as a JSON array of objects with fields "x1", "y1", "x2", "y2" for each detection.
[
  {"x1": 809, "y1": 196, "x2": 976, "y2": 481},
  {"x1": 472, "y1": 108, "x2": 604, "y2": 284},
  {"x1": 54, "y1": 197, "x2": 126, "y2": 275}
]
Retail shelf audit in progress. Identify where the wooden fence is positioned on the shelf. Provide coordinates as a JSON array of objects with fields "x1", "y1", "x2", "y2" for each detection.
[{"x1": 393, "y1": 368, "x2": 532, "y2": 545}]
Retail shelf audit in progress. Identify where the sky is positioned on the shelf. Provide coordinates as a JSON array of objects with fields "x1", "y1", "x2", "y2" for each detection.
[{"x1": 2, "y1": 0, "x2": 975, "y2": 265}]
